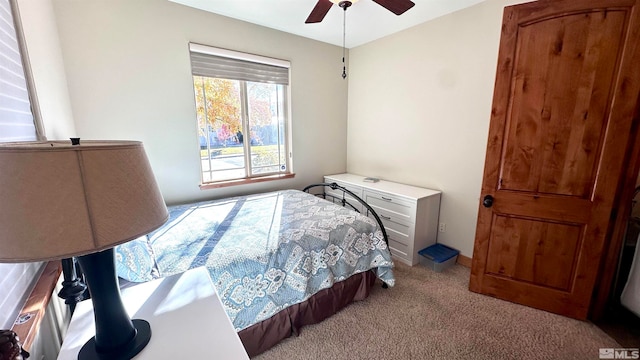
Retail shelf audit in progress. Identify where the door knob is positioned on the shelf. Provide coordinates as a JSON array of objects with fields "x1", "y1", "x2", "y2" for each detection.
[{"x1": 483, "y1": 195, "x2": 494, "y2": 208}]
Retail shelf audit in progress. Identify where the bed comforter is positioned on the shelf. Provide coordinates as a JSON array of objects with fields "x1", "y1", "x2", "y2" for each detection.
[{"x1": 116, "y1": 189, "x2": 394, "y2": 332}]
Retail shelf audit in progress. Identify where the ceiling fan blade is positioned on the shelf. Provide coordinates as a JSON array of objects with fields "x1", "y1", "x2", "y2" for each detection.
[
  {"x1": 372, "y1": 0, "x2": 415, "y2": 15},
  {"x1": 305, "y1": 0, "x2": 333, "y2": 23}
]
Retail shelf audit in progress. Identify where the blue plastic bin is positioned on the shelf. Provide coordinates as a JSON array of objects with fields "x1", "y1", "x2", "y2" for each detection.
[{"x1": 418, "y1": 244, "x2": 460, "y2": 272}]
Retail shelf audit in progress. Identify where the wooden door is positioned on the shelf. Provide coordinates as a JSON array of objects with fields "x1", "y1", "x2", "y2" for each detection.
[{"x1": 469, "y1": 0, "x2": 640, "y2": 319}]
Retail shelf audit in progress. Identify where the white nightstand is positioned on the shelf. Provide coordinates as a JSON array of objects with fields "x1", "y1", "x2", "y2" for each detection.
[{"x1": 57, "y1": 267, "x2": 249, "y2": 360}]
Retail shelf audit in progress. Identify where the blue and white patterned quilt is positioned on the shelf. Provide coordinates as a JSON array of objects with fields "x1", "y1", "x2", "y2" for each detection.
[{"x1": 116, "y1": 189, "x2": 394, "y2": 331}]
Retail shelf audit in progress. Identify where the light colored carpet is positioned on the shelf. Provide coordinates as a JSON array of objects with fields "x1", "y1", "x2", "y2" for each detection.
[{"x1": 255, "y1": 262, "x2": 620, "y2": 360}]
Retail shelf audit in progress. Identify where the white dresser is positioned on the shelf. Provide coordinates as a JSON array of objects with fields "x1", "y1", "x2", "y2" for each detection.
[{"x1": 324, "y1": 173, "x2": 441, "y2": 266}]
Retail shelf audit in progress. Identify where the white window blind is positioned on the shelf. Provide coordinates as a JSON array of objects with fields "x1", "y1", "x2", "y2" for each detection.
[
  {"x1": 0, "y1": 0, "x2": 37, "y2": 142},
  {"x1": 0, "y1": 263, "x2": 43, "y2": 329},
  {"x1": 189, "y1": 43, "x2": 290, "y2": 85},
  {"x1": 0, "y1": 0, "x2": 45, "y2": 329}
]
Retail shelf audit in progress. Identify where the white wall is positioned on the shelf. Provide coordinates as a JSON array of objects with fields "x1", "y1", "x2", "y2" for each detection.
[
  {"x1": 24, "y1": 0, "x2": 531, "y2": 258},
  {"x1": 17, "y1": 0, "x2": 75, "y2": 139},
  {"x1": 347, "y1": 0, "x2": 527, "y2": 257},
  {"x1": 51, "y1": 0, "x2": 349, "y2": 205}
]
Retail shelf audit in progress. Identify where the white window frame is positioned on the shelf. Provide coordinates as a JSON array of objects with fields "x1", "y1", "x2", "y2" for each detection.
[{"x1": 189, "y1": 43, "x2": 293, "y2": 188}]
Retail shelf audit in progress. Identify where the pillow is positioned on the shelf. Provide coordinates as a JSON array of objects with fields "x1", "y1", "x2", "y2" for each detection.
[{"x1": 115, "y1": 236, "x2": 159, "y2": 282}]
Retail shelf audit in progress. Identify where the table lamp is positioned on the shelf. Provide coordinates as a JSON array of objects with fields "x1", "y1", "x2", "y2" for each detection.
[{"x1": 0, "y1": 140, "x2": 169, "y2": 360}]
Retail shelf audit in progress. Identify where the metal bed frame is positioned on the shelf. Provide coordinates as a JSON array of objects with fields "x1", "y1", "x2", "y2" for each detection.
[{"x1": 303, "y1": 182, "x2": 391, "y2": 289}]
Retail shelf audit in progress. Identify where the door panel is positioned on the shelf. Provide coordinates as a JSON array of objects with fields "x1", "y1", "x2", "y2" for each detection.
[
  {"x1": 485, "y1": 215, "x2": 582, "y2": 291},
  {"x1": 470, "y1": 0, "x2": 640, "y2": 319},
  {"x1": 501, "y1": 10, "x2": 625, "y2": 197}
]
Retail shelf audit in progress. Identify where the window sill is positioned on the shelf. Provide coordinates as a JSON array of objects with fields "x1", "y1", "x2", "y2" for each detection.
[
  {"x1": 199, "y1": 173, "x2": 295, "y2": 190},
  {"x1": 11, "y1": 261, "x2": 61, "y2": 351}
]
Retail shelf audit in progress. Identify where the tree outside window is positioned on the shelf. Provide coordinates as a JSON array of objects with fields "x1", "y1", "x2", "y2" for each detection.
[{"x1": 193, "y1": 76, "x2": 289, "y2": 183}]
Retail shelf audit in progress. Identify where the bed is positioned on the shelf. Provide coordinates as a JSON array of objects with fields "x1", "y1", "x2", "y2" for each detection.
[{"x1": 114, "y1": 184, "x2": 395, "y2": 357}]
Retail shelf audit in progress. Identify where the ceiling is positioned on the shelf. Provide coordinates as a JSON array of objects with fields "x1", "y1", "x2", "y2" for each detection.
[{"x1": 169, "y1": 0, "x2": 487, "y2": 48}]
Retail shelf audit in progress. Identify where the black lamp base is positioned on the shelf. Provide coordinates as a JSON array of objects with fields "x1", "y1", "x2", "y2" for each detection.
[
  {"x1": 76, "y1": 249, "x2": 152, "y2": 360},
  {"x1": 78, "y1": 319, "x2": 151, "y2": 360}
]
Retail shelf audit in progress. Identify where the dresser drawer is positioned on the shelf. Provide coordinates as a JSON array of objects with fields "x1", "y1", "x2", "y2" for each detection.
[
  {"x1": 375, "y1": 206, "x2": 416, "y2": 228},
  {"x1": 323, "y1": 179, "x2": 363, "y2": 197},
  {"x1": 365, "y1": 191, "x2": 415, "y2": 223},
  {"x1": 326, "y1": 196, "x2": 363, "y2": 213},
  {"x1": 382, "y1": 217, "x2": 410, "y2": 244},
  {"x1": 323, "y1": 179, "x2": 364, "y2": 212},
  {"x1": 388, "y1": 239, "x2": 410, "y2": 259}
]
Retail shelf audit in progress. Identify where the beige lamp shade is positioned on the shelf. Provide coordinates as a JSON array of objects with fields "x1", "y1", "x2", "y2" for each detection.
[{"x1": 0, "y1": 140, "x2": 169, "y2": 262}]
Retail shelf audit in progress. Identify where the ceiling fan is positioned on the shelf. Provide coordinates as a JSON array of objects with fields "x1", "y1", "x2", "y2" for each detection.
[{"x1": 305, "y1": 0, "x2": 416, "y2": 24}]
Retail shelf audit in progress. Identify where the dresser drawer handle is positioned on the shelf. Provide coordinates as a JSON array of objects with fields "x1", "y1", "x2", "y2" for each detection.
[
  {"x1": 381, "y1": 196, "x2": 393, "y2": 201},
  {"x1": 380, "y1": 214, "x2": 391, "y2": 220}
]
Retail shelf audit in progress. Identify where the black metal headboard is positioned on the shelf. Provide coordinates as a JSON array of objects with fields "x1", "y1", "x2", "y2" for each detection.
[{"x1": 303, "y1": 182, "x2": 389, "y2": 247}]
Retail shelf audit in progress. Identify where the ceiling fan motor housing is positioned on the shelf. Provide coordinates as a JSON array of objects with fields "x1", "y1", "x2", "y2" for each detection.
[{"x1": 339, "y1": 1, "x2": 353, "y2": 9}]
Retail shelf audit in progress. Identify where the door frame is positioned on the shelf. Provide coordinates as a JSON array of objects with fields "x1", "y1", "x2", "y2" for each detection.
[{"x1": 591, "y1": 95, "x2": 640, "y2": 320}]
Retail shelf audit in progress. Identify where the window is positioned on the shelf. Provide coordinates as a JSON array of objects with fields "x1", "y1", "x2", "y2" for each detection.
[
  {"x1": 0, "y1": 0, "x2": 44, "y2": 329},
  {"x1": 0, "y1": 0, "x2": 42, "y2": 142},
  {"x1": 189, "y1": 43, "x2": 291, "y2": 186}
]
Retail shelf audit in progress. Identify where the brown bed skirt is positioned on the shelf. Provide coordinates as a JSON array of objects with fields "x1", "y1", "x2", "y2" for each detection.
[{"x1": 238, "y1": 270, "x2": 378, "y2": 357}]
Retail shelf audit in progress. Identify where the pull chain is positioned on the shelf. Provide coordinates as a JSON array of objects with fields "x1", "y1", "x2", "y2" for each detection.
[{"x1": 342, "y1": 5, "x2": 347, "y2": 79}]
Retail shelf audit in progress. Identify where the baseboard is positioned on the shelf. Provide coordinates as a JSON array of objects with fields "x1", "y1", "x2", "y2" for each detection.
[{"x1": 456, "y1": 254, "x2": 472, "y2": 268}]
